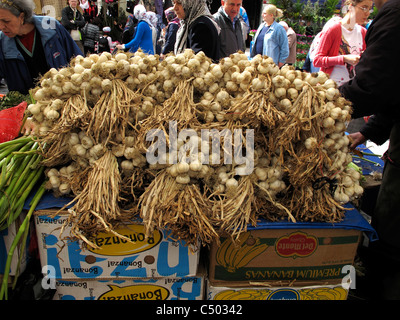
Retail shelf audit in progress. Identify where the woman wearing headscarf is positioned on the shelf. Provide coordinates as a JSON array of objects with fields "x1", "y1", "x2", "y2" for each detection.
[
  {"x1": 160, "y1": 7, "x2": 180, "y2": 58},
  {"x1": 146, "y1": 11, "x2": 159, "y2": 54},
  {"x1": 173, "y1": 0, "x2": 220, "y2": 62},
  {"x1": 116, "y1": 4, "x2": 154, "y2": 54}
]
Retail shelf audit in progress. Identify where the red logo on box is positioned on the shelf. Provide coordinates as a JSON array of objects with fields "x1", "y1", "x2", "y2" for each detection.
[{"x1": 275, "y1": 232, "x2": 318, "y2": 258}]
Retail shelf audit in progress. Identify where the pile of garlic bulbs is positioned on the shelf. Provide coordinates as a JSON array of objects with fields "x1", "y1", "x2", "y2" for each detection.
[{"x1": 26, "y1": 49, "x2": 363, "y2": 245}]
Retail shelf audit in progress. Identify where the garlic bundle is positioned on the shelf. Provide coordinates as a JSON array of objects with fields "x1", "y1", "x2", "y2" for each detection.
[{"x1": 31, "y1": 48, "x2": 364, "y2": 247}]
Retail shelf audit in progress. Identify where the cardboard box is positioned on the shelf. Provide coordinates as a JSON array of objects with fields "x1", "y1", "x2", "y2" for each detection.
[
  {"x1": 208, "y1": 205, "x2": 377, "y2": 286},
  {"x1": 35, "y1": 210, "x2": 200, "y2": 280},
  {"x1": 207, "y1": 282, "x2": 349, "y2": 300},
  {"x1": 0, "y1": 213, "x2": 28, "y2": 276},
  {"x1": 52, "y1": 275, "x2": 205, "y2": 300}
]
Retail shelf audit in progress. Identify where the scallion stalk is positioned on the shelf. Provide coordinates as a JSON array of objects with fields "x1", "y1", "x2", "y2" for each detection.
[{"x1": 0, "y1": 182, "x2": 46, "y2": 300}]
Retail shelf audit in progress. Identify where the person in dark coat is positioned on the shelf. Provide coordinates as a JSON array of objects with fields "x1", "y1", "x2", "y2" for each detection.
[
  {"x1": 173, "y1": 0, "x2": 220, "y2": 62},
  {"x1": 122, "y1": 0, "x2": 140, "y2": 44},
  {"x1": 61, "y1": 0, "x2": 86, "y2": 53},
  {"x1": 0, "y1": 0, "x2": 82, "y2": 94},
  {"x1": 339, "y1": 0, "x2": 400, "y2": 299},
  {"x1": 82, "y1": 16, "x2": 100, "y2": 55},
  {"x1": 160, "y1": 7, "x2": 180, "y2": 58},
  {"x1": 213, "y1": 0, "x2": 246, "y2": 58}
]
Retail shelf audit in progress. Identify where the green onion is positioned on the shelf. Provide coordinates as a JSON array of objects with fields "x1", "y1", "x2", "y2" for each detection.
[
  {"x1": 352, "y1": 155, "x2": 382, "y2": 167},
  {"x1": 0, "y1": 182, "x2": 46, "y2": 300},
  {"x1": 0, "y1": 136, "x2": 46, "y2": 300},
  {"x1": 0, "y1": 137, "x2": 45, "y2": 231},
  {"x1": 359, "y1": 151, "x2": 382, "y2": 158}
]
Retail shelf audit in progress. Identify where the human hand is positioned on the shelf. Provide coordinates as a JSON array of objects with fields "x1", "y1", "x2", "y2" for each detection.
[
  {"x1": 116, "y1": 44, "x2": 124, "y2": 50},
  {"x1": 344, "y1": 54, "x2": 360, "y2": 66},
  {"x1": 348, "y1": 132, "x2": 366, "y2": 150},
  {"x1": 22, "y1": 117, "x2": 35, "y2": 136}
]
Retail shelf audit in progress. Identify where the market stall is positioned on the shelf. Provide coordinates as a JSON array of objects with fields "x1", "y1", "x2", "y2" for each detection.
[{"x1": 0, "y1": 49, "x2": 379, "y2": 300}]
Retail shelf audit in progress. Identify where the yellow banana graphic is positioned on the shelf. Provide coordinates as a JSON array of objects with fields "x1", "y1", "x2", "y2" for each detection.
[
  {"x1": 214, "y1": 290, "x2": 242, "y2": 300},
  {"x1": 216, "y1": 233, "x2": 248, "y2": 270},
  {"x1": 214, "y1": 288, "x2": 272, "y2": 300},
  {"x1": 238, "y1": 289, "x2": 271, "y2": 300},
  {"x1": 216, "y1": 232, "x2": 268, "y2": 273},
  {"x1": 299, "y1": 287, "x2": 348, "y2": 300},
  {"x1": 225, "y1": 233, "x2": 251, "y2": 270},
  {"x1": 216, "y1": 286, "x2": 348, "y2": 301},
  {"x1": 228, "y1": 238, "x2": 259, "y2": 270},
  {"x1": 216, "y1": 236, "x2": 234, "y2": 267},
  {"x1": 234, "y1": 243, "x2": 268, "y2": 270}
]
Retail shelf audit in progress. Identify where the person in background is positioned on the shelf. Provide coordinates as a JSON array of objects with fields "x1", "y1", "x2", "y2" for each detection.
[
  {"x1": 0, "y1": 0, "x2": 82, "y2": 94},
  {"x1": 82, "y1": 15, "x2": 100, "y2": 55},
  {"x1": 302, "y1": 38, "x2": 321, "y2": 72},
  {"x1": 279, "y1": 21, "x2": 296, "y2": 65},
  {"x1": 160, "y1": 7, "x2": 180, "y2": 59},
  {"x1": 250, "y1": 4, "x2": 288, "y2": 67},
  {"x1": 61, "y1": 0, "x2": 85, "y2": 53},
  {"x1": 116, "y1": 4, "x2": 155, "y2": 55},
  {"x1": 313, "y1": 0, "x2": 371, "y2": 86},
  {"x1": 79, "y1": 0, "x2": 89, "y2": 11},
  {"x1": 146, "y1": 11, "x2": 159, "y2": 54},
  {"x1": 213, "y1": 0, "x2": 245, "y2": 58},
  {"x1": 82, "y1": 0, "x2": 97, "y2": 19},
  {"x1": 97, "y1": 26, "x2": 112, "y2": 53},
  {"x1": 239, "y1": 6, "x2": 250, "y2": 40},
  {"x1": 314, "y1": 0, "x2": 371, "y2": 133},
  {"x1": 339, "y1": 0, "x2": 400, "y2": 300},
  {"x1": 173, "y1": 0, "x2": 220, "y2": 62},
  {"x1": 111, "y1": 17, "x2": 124, "y2": 43},
  {"x1": 302, "y1": 17, "x2": 341, "y2": 72},
  {"x1": 122, "y1": 0, "x2": 139, "y2": 44},
  {"x1": 148, "y1": 3, "x2": 164, "y2": 54}
]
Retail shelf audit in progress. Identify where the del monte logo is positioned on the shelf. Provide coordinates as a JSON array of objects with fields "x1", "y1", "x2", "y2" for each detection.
[
  {"x1": 275, "y1": 231, "x2": 317, "y2": 258},
  {"x1": 88, "y1": 224, "x2": 163, "y2": 256}
]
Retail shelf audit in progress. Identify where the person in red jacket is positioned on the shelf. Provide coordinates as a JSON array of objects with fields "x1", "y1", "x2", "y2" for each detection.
[{"x1": 313, "y1": 0, "x2": 372, "y2": 86}]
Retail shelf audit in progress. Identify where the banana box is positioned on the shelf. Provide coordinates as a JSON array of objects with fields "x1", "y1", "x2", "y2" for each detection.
[
  {"x1": 52, "y1": 275, "x2": 205, "y2": 300},
  {"x1": 207, "y1": 282, "x2": 349, "y2": 300},
  {"x1": 208, "y1": 205, "x2": 377, "y2": 285},
  {"x1": 35, "y1": 209, "x2": 200, "y2": 280}
]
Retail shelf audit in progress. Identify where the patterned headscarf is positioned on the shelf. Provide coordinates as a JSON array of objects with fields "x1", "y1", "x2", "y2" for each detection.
[
  {"x1": 164, "y1": 7, "x2": 176, "y2": 22},
  {"x1": 146, "y1": 11, "x2": 158, "y2": 28},
  {"x1": 174, "y1": 0, "x2": 219, "y2": 55},
  {"x1": 133, "y1": 4, "x2": 153, "y2": 27}
]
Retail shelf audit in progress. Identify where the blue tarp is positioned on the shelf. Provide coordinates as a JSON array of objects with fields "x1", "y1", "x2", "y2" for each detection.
[
  {"x1": 23, "y1": 191, "x2": 73, "y2": 211},
  {"x1": 350, "y1": 141, "x2": 385, "y2": 175},
  {"x1": 250, "y1": 203, "x2": 378, "y2": 242}
]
